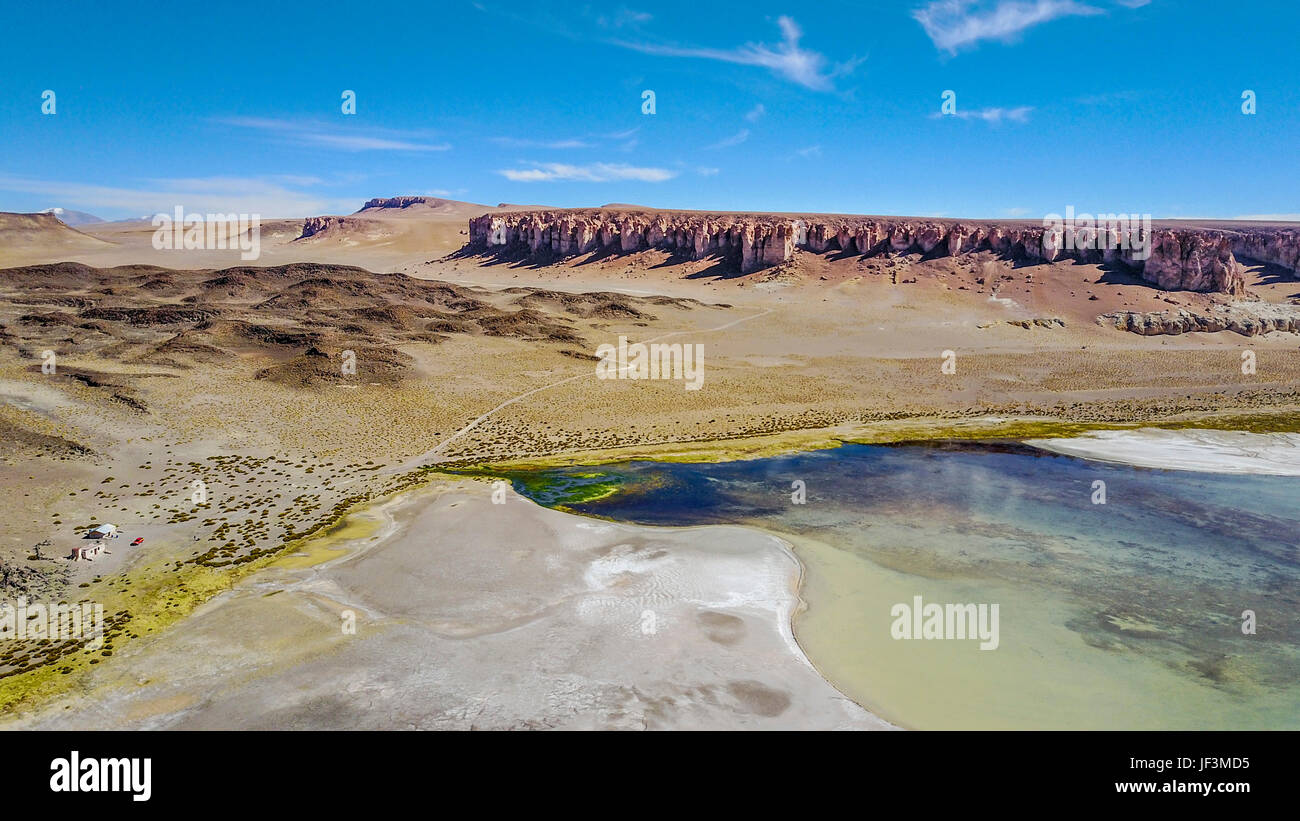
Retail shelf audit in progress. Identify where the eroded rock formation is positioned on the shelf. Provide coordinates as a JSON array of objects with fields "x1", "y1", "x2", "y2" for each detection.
[
  {"x1": 469, "y1": 210, "x2": 797, "y2": 273},
  {"x1": 1226, "y1": 226, "x2": 1300, "y2": 272},
  {"x1": 467, "y1": 209, "x2": 1298, "y2": 294},
  {"x1": 298, "y1": 216, "x2": 364, "y2": 240},
  {"x1": 1141, "y1": 231, "x2": 1244, "y2": 294},
  {"x1": 1098, "y1": 303, "x2": 1300, "y2": 336},
  {"x1": 361, "y1": 196, "x2": 431, "y2": 210}
]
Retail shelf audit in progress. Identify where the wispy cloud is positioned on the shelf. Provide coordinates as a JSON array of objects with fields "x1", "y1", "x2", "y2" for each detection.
[
  {"x1": 706, "y1": 129, "x2": 751, "y2": 150},
  {"x1": 1075, "y1": 89, "x2": 1141, "y2": 105},
  {"x1": 696, "y1": 167, "x2": 720, "y2": 176},
  {"x1": 490, "y1": 136, "x2": 592, "y2": 149},
  {"x1": 745, "y1": 103, "x2": 767, "y2": 122},
  {"x1": 795, "y1": 145, "x2": 822, "y2": 158},
  {"x1": 602, "y1": 127, "x2": 641, "y2": 140},
  {"x1": 612, "y1": 16, "x2": 860, "y2": 91},
  {"x1": 913, "y1": 0, "x2": 1103, "y2": 53},
  {"x1": 496, "y1": 163, "x2": 677, "y2": 182},
  {"x1": 0, "y1": 174, "x2": 358, "y2": 218},
  {"x1": 489, "y1": 127, "x2": 641, "y2": 152},
  {"x1": 597, "y1": 7, "x2": 653, "y2": 28},
  {"x1": 933, "y1": 105, "x2": 1033, "y2": 122},
  {"x1": 219, "y1": 117, "x2": 451, "y2": 152}
]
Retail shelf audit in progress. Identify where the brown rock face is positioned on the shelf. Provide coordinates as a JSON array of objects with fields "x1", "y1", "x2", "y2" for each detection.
[
  {"x1": 298, "y1": 216, "x2": 363, "y2": 239},
  {"x1": 1142, "y1": 231, "x2": 1246, "y2": 295},
  {"x1": 1229, "y1": 227, "x2": 1300, "y2": 271},
  {"x1": 471, "y1": 210, "x2": 798, "y2": 273},
  {"x1": 467, "y1": 210, "x2": 1297, "y2": 293}
]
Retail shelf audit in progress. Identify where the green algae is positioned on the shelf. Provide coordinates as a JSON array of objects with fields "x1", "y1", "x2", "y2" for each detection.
[
  {"x1": 464, "y1": 407, "x2": 1300, "y2": 476},
  {"x1": 446, "y1": 465, "x2": 624, "y2": 510},
  {"x1": 456, "y1": 409, "x2": 1300, "y2": 516}
]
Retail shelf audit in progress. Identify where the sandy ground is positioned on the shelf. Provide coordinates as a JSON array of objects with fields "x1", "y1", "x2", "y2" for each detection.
[
  {"x1": 5, "y1": 479, "x2": 886, "y2": 730},
  {"x1": 0, "y1": 199, "x2": 474, "y2": 271}
]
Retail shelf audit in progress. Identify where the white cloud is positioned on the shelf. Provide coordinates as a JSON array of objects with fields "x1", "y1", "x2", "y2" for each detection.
[
  {"x1": 1003, "y1": 206, "x2": 1031, "y2": 216},
  {"x1": 706, "y1": 129, "x2": 750, "y2": 149},
  {"x1": 745, "y1": 104, "x2": 766, "y2": 122},
  {"x1": 696, "y1": 167, "x2": 720, "y2": 176},
  {"x1": 913, "y1": 0, "x2": 1103, "y2": 52},
  {"x1": 936, "y1": 105, "x2": 1033, "y2": 122},
  {"x1": 496, "y1": 163, "x2": 677, "y2": 182},
  {"x1": 490, "y1": 127, "x2": 643, "y2": 151},
  {"x1": 602, "y1": 127, "x2": 641, "y2": 140},
  {"x1": 306, "y1": 133, "x2": 451, "y2": 151},
  {"x1": 613, "y1": 16, "x2": 860, "y2": 91},
  {"x1": 597, "y1": 8, "x2": 653, "y2": 28},
  {"x1": 795, "y1": 145, "x2": 822, "y2": 157},
  {"x1": 490, "y1": 136, "x2": 592, "y2": 149},
  {"x1": 0, "y1": 174, "x2": 358, "y2": 218},
  {"x1": 219, "y1": 117, "x2": 451, "y2": 152}
]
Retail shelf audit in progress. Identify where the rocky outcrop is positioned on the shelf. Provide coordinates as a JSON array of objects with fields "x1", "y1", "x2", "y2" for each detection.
[
  {"x1": 1228, "y1": 227, "x2": 1300, "y2": 272},
  {"x1": 1142, "y1": 231, "x2": 1245, "y2": 294},
  {"x1": 1098, "y1": 302, "x2": 1300, "y2": 336},
  {"x1": 979, "y1": 317, "x2": 1066, "y2": 329},
  {"x1": 467, "y1": 209, "x2": 1297, "y2": 293},
  {"x1": 361, "y1": 196, "x2": 433, "y2": 210},
  {"x1": 298, "y1": 216, "x2": 363, "y2": 240},
  {"x1": 470, "y1": 211, "x2": 795, "y2": 273}
]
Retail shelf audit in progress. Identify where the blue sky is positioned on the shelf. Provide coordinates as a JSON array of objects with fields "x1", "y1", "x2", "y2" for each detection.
[{"x1": 2, "y1": 0, "x2": 1297, "y2": 220}]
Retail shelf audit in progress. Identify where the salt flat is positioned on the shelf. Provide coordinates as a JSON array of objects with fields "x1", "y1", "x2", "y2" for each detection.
[
  {"x1": 7, "y1": 479, "x2": 888, "y2": 730},
  {"x1": 1026, "y1": 429, "x2": 1300, "y2": 475}
]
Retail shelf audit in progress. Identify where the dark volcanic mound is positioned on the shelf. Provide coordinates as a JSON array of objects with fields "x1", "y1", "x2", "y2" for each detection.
[{"x1": 0, "y1": 261, "x2": 699, "y2": 390}]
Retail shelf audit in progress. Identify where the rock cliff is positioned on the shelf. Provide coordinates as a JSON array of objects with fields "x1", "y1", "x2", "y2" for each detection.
[
  {"x1": 1226, "y1": 226, "x2": 1300, "y2": 272},
  {"x1": 1098, "y1": 302, "x2": 1300, "y2": 336},
  {"x1": 297, "y1": 216, "x2": 364, "y2": 240},
  {"x1": 1141, "y1": 231, "x2": 1244, "y2": 293},
  {"x1": 361, "y1": 196, "x2": 433, "y2": 210},
  {"x1": 467, "y1": 209, "x2": 1300, "y2": 295}
]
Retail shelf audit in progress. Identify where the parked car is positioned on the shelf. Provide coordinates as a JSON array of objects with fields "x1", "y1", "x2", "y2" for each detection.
[{"x1": 131, "y1": 537, "x2": 144, "y2": 546}]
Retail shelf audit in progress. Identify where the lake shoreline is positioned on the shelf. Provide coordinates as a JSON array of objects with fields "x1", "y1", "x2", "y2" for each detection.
[
  {"x1": 6, "y1": 421, "x2": 1298, "y2": 728},
  {"x1": 4, "y1": 478, "x2": 894, "y2": 730},
  {"x1": 496, "y1": 433, "x2": 1300, "y2": 730}
]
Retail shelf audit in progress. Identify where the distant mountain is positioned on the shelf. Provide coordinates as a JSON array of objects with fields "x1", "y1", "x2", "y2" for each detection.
[
  {"x1": 0, "y1": 212, "x2": 113, "y2": 261},
  {"x1": 39, "y1": 207, "x2": 106, "y2": 226},
  {"x1": 354, "y1": 196, "x2": 487, "y2": 215}
]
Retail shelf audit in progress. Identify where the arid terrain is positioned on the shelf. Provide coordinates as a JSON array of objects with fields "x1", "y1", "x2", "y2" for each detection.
[{"x1": 2, "y1": 198, "x2": 1298, "y2": 725}]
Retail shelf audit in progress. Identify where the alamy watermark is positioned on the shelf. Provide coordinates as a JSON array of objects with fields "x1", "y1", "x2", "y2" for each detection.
[
  {"x1": 1042, "y1": 205, "x2": 1152, "y2": 261},
  {"x1": 595, "y1": 336, "x2": 704, "y2": 390},
  {"x1": 1, "y1": 596, "x2": 104, "y2": 651},
  {"x1": 891, "y1": 595, "x2": 999, "y2": 650},
  {"x1": 151, "y1": 206, "x2": 261, "y2": 260},
  {"x1": 50, "y1": 751, "x2": 151, "y2": 801}
]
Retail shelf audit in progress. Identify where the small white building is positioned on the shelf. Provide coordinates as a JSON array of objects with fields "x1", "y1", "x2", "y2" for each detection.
[
  {"x1": 86, "y1": 523, "x2": 117, "y2": 539},
  {"x1": 70, "y1": 542, "x2": 105, "y2": 561}
]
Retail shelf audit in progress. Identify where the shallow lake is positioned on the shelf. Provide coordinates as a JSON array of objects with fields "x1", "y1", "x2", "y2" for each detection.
[{"x1": 501, "y1": 441, "x2": 1300, "y2": 729}]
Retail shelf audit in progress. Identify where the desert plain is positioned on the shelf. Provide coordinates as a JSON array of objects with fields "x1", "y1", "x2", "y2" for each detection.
[{"x1": 1, "y1": 197, "x2": 1298, "y2": 728}]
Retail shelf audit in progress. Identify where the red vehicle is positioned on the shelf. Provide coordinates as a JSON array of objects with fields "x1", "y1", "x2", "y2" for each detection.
[{"x1": 130, "y1": 537, "x2": 144, "y2": 546}]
